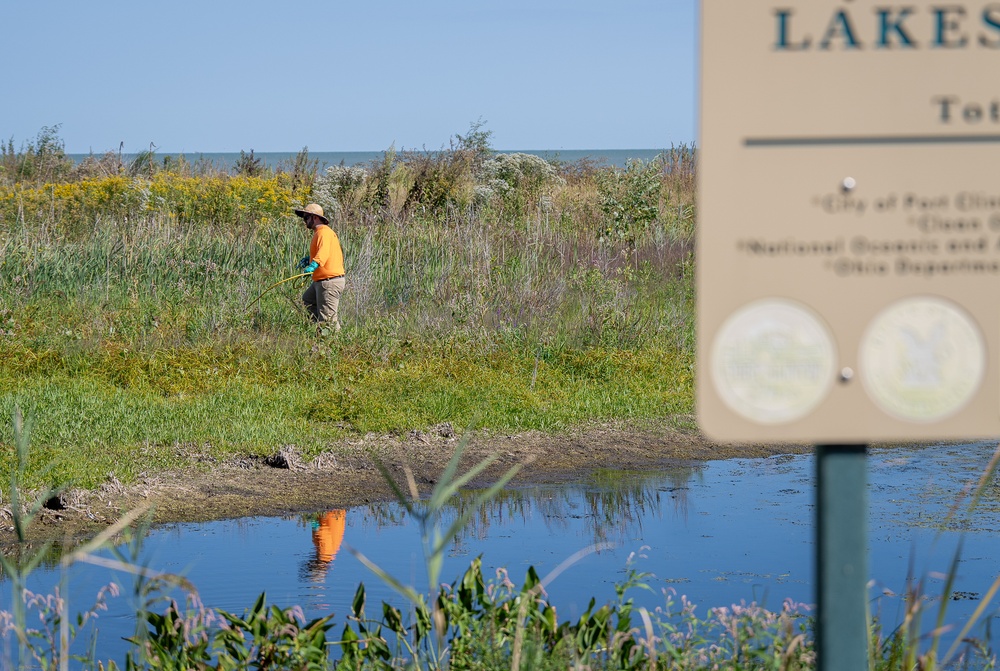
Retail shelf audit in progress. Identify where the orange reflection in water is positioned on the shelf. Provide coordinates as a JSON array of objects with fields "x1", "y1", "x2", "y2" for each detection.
[{"x1": 312, "y1": 510, "x2": 346, "y2": 563}]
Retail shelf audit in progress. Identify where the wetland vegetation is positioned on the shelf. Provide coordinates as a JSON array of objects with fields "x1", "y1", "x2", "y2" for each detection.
[
  {"x1": 3, "y1": 127, "x2": 998, "y2": 669},
  {"x1": 0, "y1": 124, "x2": 695, "y2": 493}
]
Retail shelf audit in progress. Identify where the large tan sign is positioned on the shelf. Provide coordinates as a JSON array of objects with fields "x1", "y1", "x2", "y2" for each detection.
[{"x1": 698, "y1": 1, "x2": 1000, "y2": 442}]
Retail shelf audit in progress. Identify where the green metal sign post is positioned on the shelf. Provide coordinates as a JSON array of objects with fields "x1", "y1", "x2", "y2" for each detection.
[{"x1": 816, "y1": 444, "x2": 869, "y2": 670}]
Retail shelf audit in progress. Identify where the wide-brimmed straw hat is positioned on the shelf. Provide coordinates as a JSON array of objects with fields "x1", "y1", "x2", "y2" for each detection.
[{"x1": 294, "y1": 203, "x2": 329, "y2": 225}]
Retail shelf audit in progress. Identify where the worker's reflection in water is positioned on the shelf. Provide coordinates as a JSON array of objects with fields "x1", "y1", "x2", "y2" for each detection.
[{"x1": 302, "y1": 510, "x2": 346, "y2": 583}]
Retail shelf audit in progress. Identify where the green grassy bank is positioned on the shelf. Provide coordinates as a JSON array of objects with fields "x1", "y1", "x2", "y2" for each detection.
[{"x1": 0, "y1": 127, "x2": 696, "y2": 491}]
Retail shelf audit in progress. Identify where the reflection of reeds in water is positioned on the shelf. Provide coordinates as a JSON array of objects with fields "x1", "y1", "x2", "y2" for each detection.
[
  {"x1": 353, "y1": 502, "x2": 409, "y2": 531},
  {"x1": 581, "y1": 466, "x2": 701, "y2": 545},
  {"x1": 349, "y1": 464, "x2": 704, "y2": 550}
]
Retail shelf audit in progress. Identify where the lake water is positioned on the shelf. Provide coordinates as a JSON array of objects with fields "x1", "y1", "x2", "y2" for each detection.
[
  {"x1": 67, "y1": 149, "x2": 673, "y2": 172},
  {"x1": 4, "y1": 441, "x2": 1000, "y2": 664}
]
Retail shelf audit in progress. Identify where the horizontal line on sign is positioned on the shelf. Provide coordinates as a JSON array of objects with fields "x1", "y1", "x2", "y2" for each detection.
[{"x1": 744, "y1": 134, "x2": 1000, "y2": 147}]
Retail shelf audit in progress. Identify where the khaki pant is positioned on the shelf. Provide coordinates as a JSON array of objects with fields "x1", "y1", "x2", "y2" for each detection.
[{"x1": 302, "y1": 276, "x2": 346, "y2": 330}]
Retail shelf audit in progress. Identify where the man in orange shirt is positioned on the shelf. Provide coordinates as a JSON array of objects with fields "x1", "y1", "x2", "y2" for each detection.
[{"x1": 294, "y1": 203, "x2": 346, "y2": 331}]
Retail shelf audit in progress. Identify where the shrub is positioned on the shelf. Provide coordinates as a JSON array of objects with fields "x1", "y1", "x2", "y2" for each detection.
[
  {"x1": 401, "y1": 147, "x2": 475, "y2": 213},
  {"x1": 314, "y1": 164, "x2": 370, "y2": 221},
  {"x1": 401, "y1": 120, "x2": 495, "y2": 213},
  {"x1": 234, "y1": 149, "x2": 264, "y2": 177},
  {"x1": 478, "y1": 152, "x2": 564, "y2": 215},
  {"x1": 0, "y1": 125, "x2": 74, "y2": 187},
  {"x1": 71, "y1": 150, "x2": 126, "y2": 181},
  {"x1": 596, "y1": 159, "x2": 661, "y2": 250}
]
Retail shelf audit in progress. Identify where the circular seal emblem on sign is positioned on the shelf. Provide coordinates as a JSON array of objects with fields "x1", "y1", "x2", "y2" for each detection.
[
  {"x1": 711, "y1": 299, "x2": 837, "y2": 425},
  {"x1": 859, "y1": 296, "x2": 985, "y2": 423}
]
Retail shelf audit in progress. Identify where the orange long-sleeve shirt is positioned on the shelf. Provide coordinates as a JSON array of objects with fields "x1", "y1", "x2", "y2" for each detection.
[{"x1": 309, "y1": 225, "x2": 345, "y2": 280}]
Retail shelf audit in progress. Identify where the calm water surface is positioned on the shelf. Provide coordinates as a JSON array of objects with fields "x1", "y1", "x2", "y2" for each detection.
[{"x1": 6, "y1": 441, "x2": 1000, "y2": 662}]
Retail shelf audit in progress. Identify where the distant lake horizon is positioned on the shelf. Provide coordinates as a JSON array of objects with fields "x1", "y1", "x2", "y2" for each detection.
[{"x1": 67, "y1": 148, "x2": 686, "y2": 171}]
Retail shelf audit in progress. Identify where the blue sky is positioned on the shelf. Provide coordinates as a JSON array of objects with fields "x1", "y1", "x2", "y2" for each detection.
[{"x1": 2, "y1": 0, "x2": 697, "y2": 154}]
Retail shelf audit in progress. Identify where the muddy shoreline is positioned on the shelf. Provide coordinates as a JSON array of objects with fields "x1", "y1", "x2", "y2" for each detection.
[{"x1": 4, "y1": 421, "x2": 813, "y2": 548}]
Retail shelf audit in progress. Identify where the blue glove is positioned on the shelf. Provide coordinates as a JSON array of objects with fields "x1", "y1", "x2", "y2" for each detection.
[
  {"x1": 296, "y1": 255, "x2": 310, "y2": 270},
  {"x1": 302, "y1": 261, "x2": 319, "y2": 274}
]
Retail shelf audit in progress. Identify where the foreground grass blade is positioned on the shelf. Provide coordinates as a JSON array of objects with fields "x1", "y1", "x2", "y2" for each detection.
[
  {"x1": 942, "y1": 571, "x2": 1000, "y2": 664},
  {"x1": 346, "y1": 545, "x2": 422, "y2": 607}
]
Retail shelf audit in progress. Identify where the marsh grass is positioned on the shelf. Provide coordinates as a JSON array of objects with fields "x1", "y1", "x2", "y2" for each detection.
[{"x1": 0, "y1": 128, "x2": 695, "y2": 492}]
